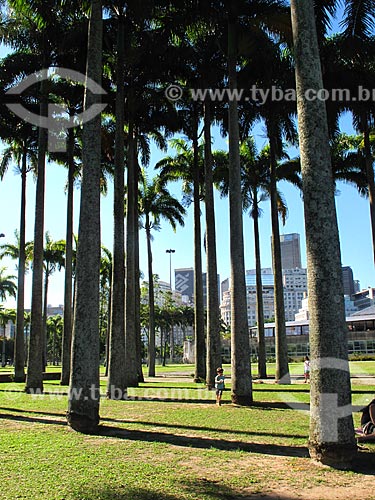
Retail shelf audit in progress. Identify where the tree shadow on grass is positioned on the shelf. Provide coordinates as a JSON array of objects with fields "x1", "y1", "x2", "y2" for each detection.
[
  {"x1": 0, "y1": 412, "x2": 66, "y2": 426},
  {"x1": 0, "y1": 406, "x2": 306, "y2": 440},
  {"x1": 71, "y1": 486, "x2": 179, "y2": 500},
  {"x1": 71, "y1": 482, "x2": 299, "y2": 500},
  {"x1": 101, "y1": 416, "x2": 307, "y2": 440},
  {"x1": 97, "y1": 424, "x2": 309, "y2": 458}
]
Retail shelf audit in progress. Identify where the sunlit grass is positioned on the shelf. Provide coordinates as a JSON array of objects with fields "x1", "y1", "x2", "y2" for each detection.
[{"x1": 1, "y1": 370, "x2": 374, "y2": 500}]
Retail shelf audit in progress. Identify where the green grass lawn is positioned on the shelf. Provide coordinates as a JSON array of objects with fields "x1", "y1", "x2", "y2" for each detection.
[
  {"x1": 1, "y1": 369, "x2": 375, "y2": 500},
  {"x1": 1, "y1": 360, "x2": 374, "y2": 378}
]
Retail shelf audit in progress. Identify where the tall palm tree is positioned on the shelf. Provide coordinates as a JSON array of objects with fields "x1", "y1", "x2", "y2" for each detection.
[
  {"x1": 50, "y1": 105, "x2": 83, "y2": 387},
  {"x1": 290, "y1": 0, "x2": 357, "y2": 466},
  {"x1": 156, "y1": 138, "x2": 206, "y2": 382},
  {"x1": 204, "y1": 101, "x2": 222, "y2": 389},
  {"x1": 67, "y1": 0, "x2": 103, "y2": 434},
  {"x1": 240, "y1": 141, "x2": 273, "y2": 380},
  {"x1": 226, "y1": 0, "x2": 252, "y2": 405},
  {"x1": 0, "y1": 119, "x2": 37, "y2": 381},
  {"x1": 138, "y1": 172, "x2": 186, "y2": 377},
  {"x1": 104, "y1": 0, "x2": 127, "y2": 399}
]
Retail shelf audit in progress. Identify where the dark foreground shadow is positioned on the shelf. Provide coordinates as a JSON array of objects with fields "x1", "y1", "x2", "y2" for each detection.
[
  {"x1": 350, "y1": 448, "x2": 375, "y2": 475},
  {"x1": 71, "y1": 482, "x2": 303, "y2": 500},
  {"x1": 97, "y1": 424, "x2": 309, "y2": 458}
]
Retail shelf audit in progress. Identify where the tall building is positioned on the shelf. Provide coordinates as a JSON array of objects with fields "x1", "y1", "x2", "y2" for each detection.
[
  {"x1": 221, "y1": 278, "x2": 230, "y2": 301},
  {"x1": 174, "y1": 267, "x2": 220, "y2": 305},
  {"x1": 175, "y1": 268, "x2": 194, "y2": 301},
  {"x1": 220, "y1": 267, "x2": 308, "y2": 326},
  {"x1": 279, "y1": 233, "x2": 302, "y2": 269},
  {"x1": 282, "y1": 268, "x2": 308, "y2": 321},
  {"x1": 342, "y1": 266, "x2": 355, "y2": 297}
]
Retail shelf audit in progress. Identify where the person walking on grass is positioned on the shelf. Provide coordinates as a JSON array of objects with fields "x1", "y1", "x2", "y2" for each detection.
[
  {"x1": 303, "y1": 355, "x2": 310, "y2": 383},
  {"x1": 215, "y1": 367, "x2": 225, "y2": 406}
]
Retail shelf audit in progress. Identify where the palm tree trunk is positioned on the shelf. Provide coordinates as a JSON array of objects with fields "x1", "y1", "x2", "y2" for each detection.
[
  {"x1": 67, "y1": 0, "x2": 102, "y2": 433},
  {"x1": 362, "y1": 118, "x2": 375, "y2": 266},
  {"x1": 42, "y1": 266, "x2": 49, "y2": 370},
  {"x1": 14, "y1": 149, "x2": 27, "y2": 382},
  {"x1": 227, "y1": 3, "x2": 252, "y2": 405},
  {"x1": 268, "y1": 131, "x2": 290, "y2": 384},
  {"x1": 291, "y1": 0, "x2": 357, "y2": 466},
  {"x1": 192, "y1": 107, "x2": 206, "y2": 383},
  {"x1": 107, "y1": 15, "x2": 126, "y2": 399},
  {"x1": 146, "y1": 220, "x2": 156, "y2": 377},
  {"x1": 204, "y1": 100, "x2": 221, "y2": 389},
  {"x1": 253, "y1": 197, "x2": 267, "y2": 379},
  {"x1": 135, "y1": 227, "x2": 144, "y2": 383},
  {"x1": 61, "y1": 129, "x2": 74, "y2": 386},
  {"x1": 104, "y1": 280, "x2": 111, "y2": 377},
  {"x1": 124, "y1": 114, "x2": 139, "y2": 387},
  {"x1": 25, "y1": 79, "x2": 47, "y2": 394},
  {"x1": 169, "y1": 325, "x2": 174, "y2": 362}
]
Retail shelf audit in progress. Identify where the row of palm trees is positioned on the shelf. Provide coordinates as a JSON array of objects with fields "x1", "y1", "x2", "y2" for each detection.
[{"x1": 0, "y1": 0, "x2": 374, "y2": 465}]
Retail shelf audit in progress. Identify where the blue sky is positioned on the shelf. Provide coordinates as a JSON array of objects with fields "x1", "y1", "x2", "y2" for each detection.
[{"x1": 1, "y1": 5, "x2": 374, "y2": 308}]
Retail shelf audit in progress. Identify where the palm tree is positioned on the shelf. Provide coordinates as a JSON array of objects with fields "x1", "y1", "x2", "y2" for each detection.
[
  {"x1": 50, "y1": 107, "x2": 83, "y2": 387},
  {"x1": 0, "y1": 308, "x2": 16, "y2": 367},
  {"x1": 100, "y1": 246, "x2": 112, "y2": 378},
  {"x1": 42, "y1": 233, "x2": 65, "y2": 369},
  {"x1": 0, "y1": 267, "x2": 17, "y2": 302},
  {"x1": 138, "y1": 172, "x2": 186, "y2": 377},
  {"x1": 226, "y1": 0, "x2": 252, "y2": 405},
  {"x1": 0, "y1": 120, "x2": 37, "y2": 381},
  {"x1": 204, "y1": 102, "x2": 222, "y2": 390},
  {"x1": 290, "y1": 0, "x2": 357, "y2": 466},
  {"x1": 46, "y1": 314, "x2": 63, "y2": 366},
  {"x1": 103, "y1": 0, "x2": 127, "y2": 399},
  {"x1": 240, "y1": 141, "x2": 273, "y2": 380},
  {"x1": 156, "y1": 138, "x2": 206, "y2": 382},
  {"x1": 67, "y1": 0, "x2": 103, "y2": 434},
  {"x1": 0, "y1": 232, "x2": 33, "y2": 380}
]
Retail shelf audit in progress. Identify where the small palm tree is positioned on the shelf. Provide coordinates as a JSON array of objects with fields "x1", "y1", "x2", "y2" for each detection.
[
  {"x1": 0, "y1": 268, "x2": 17, "y2": 302},
  {"x1": 46, "y1": 314, "x2": 63, "y2": 366},
  {"x1": 0, "y1": 308, "x2": 16, "y2": 367},
  {"x1": 42, "y1": 233, "x2": 65, "y2": 369},
  {"x1": 138, "y1": 171, "x2": 186, "y2": 377}
]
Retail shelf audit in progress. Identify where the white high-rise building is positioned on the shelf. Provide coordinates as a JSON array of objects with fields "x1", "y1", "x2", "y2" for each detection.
[
  {"x1": 220, "y1": 267, "x2": 308, "y2": 326},
  {"x1": 282, "y1": 268, "x2": 308, "y2": 321}
]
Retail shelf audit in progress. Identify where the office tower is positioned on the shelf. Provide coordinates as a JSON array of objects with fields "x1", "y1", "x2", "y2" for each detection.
[
  {"x1": 175, "y1": 268, "x2": 194, "y2": 301},
  {"x1": 279, "y1": 233, "x2": 302, "y2": 269},
  {"x1": 175, "y1": 268, "x2": 220, "y2": 305},
  {"x1": 342, "y1": 266, "x2": 355, "y2": 297}
]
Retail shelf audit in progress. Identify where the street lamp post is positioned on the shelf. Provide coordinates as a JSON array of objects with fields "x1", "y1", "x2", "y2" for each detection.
[{"x1": 165, "y1": 249, "x2": 175, "y2": 291}]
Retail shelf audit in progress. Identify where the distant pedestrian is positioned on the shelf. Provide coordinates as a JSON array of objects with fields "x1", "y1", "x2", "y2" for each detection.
[
  {"x1": 215, "y1": 367, "x2": 225, "y2": 406},
  {"x1": 303, "y1": 356, "x2": 310, "y2": 383}
]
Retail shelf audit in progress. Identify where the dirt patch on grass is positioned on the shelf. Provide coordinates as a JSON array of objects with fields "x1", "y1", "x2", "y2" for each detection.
[{"x1": 179, "y1": 450, "x2": 375, "y2": 499}]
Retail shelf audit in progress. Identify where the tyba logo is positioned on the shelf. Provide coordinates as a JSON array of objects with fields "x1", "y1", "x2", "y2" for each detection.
[{"x1": 6, "y1": 67, "x2": 107, "y2": 152}]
